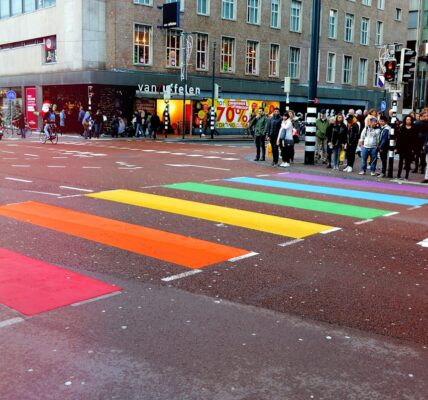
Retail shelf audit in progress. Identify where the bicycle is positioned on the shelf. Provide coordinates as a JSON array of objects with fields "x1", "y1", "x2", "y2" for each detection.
[
  {"x1": 0, "y1": 122, "x2": 32, "y2": 138},
  {"x1": 39, "y1": 123, "x2": 58, "y2": 144}
]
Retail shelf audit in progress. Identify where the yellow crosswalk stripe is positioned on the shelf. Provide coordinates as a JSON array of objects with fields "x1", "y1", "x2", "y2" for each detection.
[{"x1": 87, "y1": 190, "x2": 336, "y2": 239}]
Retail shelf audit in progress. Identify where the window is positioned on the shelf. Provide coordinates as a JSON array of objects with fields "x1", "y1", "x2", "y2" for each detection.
[
  {"x1": 11, "y1": 0, "x2": 22, "y2": 15},
  {"x1": 360, "y1": 17, "x2": 369, "y2": 45},
  {"x1": 373, "y1": 60, "x2": 380, "y2": 87},
  {"x1": 1, "y1": 0, "x2": 56, "y2": 18},
  {"x1": 362, "y1": 0, "x2": 371, "y2": 6},
  {"x1": 40, "y1": 0, "x2": 55, "y2": 6},
  {"x1": 134, "y1": 0, "x2": 152, "y2": 5},
  {"x1": 245, "y1": 40, "x2": 259, "y2": 75},
  {"x1": 195, "y1": 33, "x2": 208, "y2": 70},
  {"x1": 166, "y1": 30, "x2": 181, "y2": 68},
  {"x1": 134, "y1": 24, "x2": 152, "y2": 65},
  {"x1": 247, "y1": 0, "x2": 260, "y2": 24},
  {"x1": 395, "y1": 8, "x2": 402, "y2": 21},
  {"x1": 269, "y1": 44, "x2": 280, "y2": 77},
  {"x1": 289, "y1": 47, "x2": 300, "y2": 79},
  {"x1": 44, "y1": 35, "x2": 57, "y2": 64},
  {"x1": 408, "y1": 11, "x2": 418, "y2": 29},
  {"x1": 377, "y1": 0, "x2": 384, "y2": 10},
  {"x1": 0, "y1": 0, "x2": 10, "y2": 18},
  {"x1": 221, "y1": 37, "x2": 235, "y2": 73},
  {"x1": 344, "y1": 13, "x2": 354, "y2": 42},
  {"x1": 328, "y1": 9, "x2": 337, "y2": 39},
  {"x1": 375, "y1": 21, "x2": 383, "y2": 46},
  {"x1": 358, "y1": 58, "x2": 368, "y2": 85},
  {"x1": 271, "y1": 0, "x2": 280, "y2": 28},
  {"x1": 222, "y1": 0, "x2": 235, "y2": 20},
  {"x1": 290, "y1": 0, "x2": 302, "y2": 32},
  {"x1": 197, "y1": 0, "x2": 209, "y2": 15},
  {"x1": 24, "y1": 0, "x2": 36, "y2": 12},
  {"x1": 327, "y1": 53, "x2": 336, "y2": 83},
  {"x1": 165, "y1": 0, "x2": 184, "y2": 11},
  {"x1": 343, "y1": 55, "x2": 353, "y2": 84}
]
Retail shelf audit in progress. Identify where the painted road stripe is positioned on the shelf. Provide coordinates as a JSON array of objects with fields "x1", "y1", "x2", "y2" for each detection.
[
  {"x1": 24, "y1": 190, "x2": 61, "y2": 197},
  {"x1": 0, "y1": 317, "x2": 25, "y2": 329},
  {"x1": 5, "y1": 177, "x2": 32, "y2": 183},
  {"x1": 228, "y1": 251, "x2": 258, "y2": 262},
  {"x1": 276, "y1": 172, "x2": 428, "y2": 196},
  {"x1": 163, "y1": 182, "x2": 392, "y2": 219},
  {"x1": 161, "y1": 270, "x2": 203, "y2": 282},
  {"x1": 278, "y1": 239, "x2": 305, "y2": 247},
  {"x1": 0, "y1": 202, "x2": 251, "y2": 269},
  {"x1": 87, "y1": 190, "x2": 335, "y2": 239},
  {"x1": 59, "y1": 186, "x2": 94, "y2": 192},
  {"x1": 0, "y1": 248, "x2": 122, "y2": 316},
  {"x1": 227, "y1": 177, "x2": 427, "y2": 207},
  {"x1": 164, "y1": 164, "x2": 231, "y2": 171},
  {"x1": 417, "y1": 238, "x2": 428, "y2": 248}
]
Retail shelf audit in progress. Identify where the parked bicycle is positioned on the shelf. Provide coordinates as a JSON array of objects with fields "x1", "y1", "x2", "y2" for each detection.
[{"x1": 0, "y1": 121, "x2": 32, "y2": 138}]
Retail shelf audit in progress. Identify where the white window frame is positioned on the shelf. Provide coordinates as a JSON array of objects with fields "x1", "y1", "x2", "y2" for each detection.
[
  {"x1": 221, "y1": 0, "x2": 236, "y2": 20},
  {"x1": 326, "y1": 52, "x2": 336, "y2": 83},
  {"x1": 358, "y1": 58, "x2": 368, "y2": 86},
  {"x1": 220, "y1": 36, "x2": 235, "y2": 73},
  {"x1": 362, "y1": 0, "x2": 371, "y2": 6},
  {"x1": 290, "y1": 0, "x2": 302, "y2": 33},
  {"x1": 196, "y1": 0, "x2": 209, "y2": 15},
  {"x1": 328, "y1": 9, "x2": 337, "y2": 39},
  {"x1": 247, "y1": 0, "x2": 261, "y2": 25},
  {"x1": 343, "y1": 55, "x2": 353, "y2": 84},
  {"x1": 269, "y1": 43, "x2": 280, "y2": 77},
  {"x1": 360, "y1": 17, "x2": 370, "y2": 45},
  {"x1": 245, "y1": 40, "x2": 259, "y2": 75},
  {"x1": 270, "y1": 0, "x2": 281, "y2": 29},
  {"x1": 344, "y1": 13, "x2": 354, "y2": 42},
  {"x1": 373, "y1": 60, "x2": 380, "y2": 87},
  {"x1": 288, "y1": 46, "x2": 301, "y2": 79},
  {"x1": 377, "y1": 0, "x2": 384, "y2": 10},
  {"x1": 375, "y1": 21, "x2": 383, "y2": 46},
  {"x1": 195, "y1": 32, "x2": 209, "y2": 71},
  {"x1": 165, "y1": 29, "x2": 181, "y2": 68},
  {"x1": 395, "y1": 8, "x2": 402, "y2": 21},
  {"x1": 133, "y1": 23, "x2": 152, "y2": 66},
  {"x1": 134, "y1": 0, "x2": 152, "y2": 6}
]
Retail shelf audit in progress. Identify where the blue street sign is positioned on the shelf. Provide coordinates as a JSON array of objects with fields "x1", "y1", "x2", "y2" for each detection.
[
  {"x1": 380, "y1": 100, "x2": 387, "y2": 112},
  {"x1": 6, "y1": 90, "x2": 16, "y2": 100}
]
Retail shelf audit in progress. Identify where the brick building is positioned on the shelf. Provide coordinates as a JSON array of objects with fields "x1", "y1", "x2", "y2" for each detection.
[{"x1": 0, "y1": 0, "x2": 409, "y2": 133}]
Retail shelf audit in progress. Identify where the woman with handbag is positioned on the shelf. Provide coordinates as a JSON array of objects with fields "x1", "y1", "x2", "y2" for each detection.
[{"x1": 276, "y1": 112, "x2": 294, "y2": 167}]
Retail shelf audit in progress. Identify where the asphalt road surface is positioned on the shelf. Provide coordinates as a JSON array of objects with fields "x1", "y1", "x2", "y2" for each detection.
[{"x1": 0, "y1": 134, "x2": 427, "y2": 400}]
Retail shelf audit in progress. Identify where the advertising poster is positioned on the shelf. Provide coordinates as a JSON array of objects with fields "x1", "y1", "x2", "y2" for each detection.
[{"x1": 25, "y1": 87, "x2": 37, "y2": 130}]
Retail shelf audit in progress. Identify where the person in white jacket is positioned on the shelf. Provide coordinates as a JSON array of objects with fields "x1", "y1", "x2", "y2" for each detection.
[{"x1": 276, "y1": 112, "x2": 294, "y2": 167}]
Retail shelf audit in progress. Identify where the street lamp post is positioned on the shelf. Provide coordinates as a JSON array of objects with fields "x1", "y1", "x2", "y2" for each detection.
[{"x1": 181, "y1": 32, "x2": 189, "y2": 140}]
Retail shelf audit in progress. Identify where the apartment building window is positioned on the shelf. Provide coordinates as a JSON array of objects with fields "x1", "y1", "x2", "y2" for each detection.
[
  {"x1": 395, "y1": 8, "x2": 402, "y2": 21},
  {"x1": 270, "y1": 0, "x2": 280, "y2": 29},
  {"x1": 166, "y1": 29, "x2": 181, "y2": 68},
  {"x1": 165, "y1": 0, "x2": 184, "y2": 12},
  {"x1": 377, "y1": 0, "x2": 384, "y2": 10},
  {"x1": 375, "y1": 21, "x2": 383, "y2": 46},
  {"x1": 360, "y1": 17, "x2": 369, "y2": 45},
  {"x1": 326, "y1": 53, "x2": 336, "y2": 83},
  {"x1": 221, "y1": 37, "x2": 235, "y2": 73},
  {"x1": 222, "y1": 0, "x2": 236, "y2": 20},
  {"x1": 358, "y1": 58, "x2": 368, "y2": 85},
  {"x1": 247, "y1": 0, "x2": 260, "y2": 24},
  {"x1": 245, "y1": 40, "x2": 259, "y2": 74},
  {"x1": 343, "y1": 55, "x2": 352, "y2": 84},
  {"x1": 328, "y1": 9, "x2": 337, "y2": 39},
  {"x1": 289, "y1": 47, "x2": 300, "y2": 79},
  {"x1": 197, "y1": 0, "x2": 209, "y2": 15},
  {"x1": 362, "y1": 0, "x2": 371, "y2": 6},
  {"x1": 134, "y1": 24, "x2": 152, "y2": 65},
  {"x1": 290, "y1": 0, "x2": 302, "y2": 33},
  {"x1": 134, "y1": 0, "x2": 152, "y2": 5},
  {"x1": 269, "y1": 44, "x2": 280, "y2": 77},
  {"x1": 195, "y1": 33, "x2": 208, "y2": 70},
  {"x1": 344, "y1": 13, "x2": 354, "y2": 42},
  {"x1": 373, "y1": 60, "x2": 380, "y2": 87}
]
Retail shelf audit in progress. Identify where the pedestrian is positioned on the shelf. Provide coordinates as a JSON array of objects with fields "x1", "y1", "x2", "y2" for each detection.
[
  {"x1": 359, "y1": 117, "x2": 380, "y2": 176},
  {"x1": 364, "y1": 109, "x2": 377, "y2": 128},
  {"x1": 396, "y1": 115, "x2": 418, "y2": 180},
  {"x1": 93, "y1": 109, "x2": 103, "y2": 138},
  {"x1": 413, "y1": 112, "x2": 427, "y2": 174},
  {"x1": 59, "y1": 107, "x2": 66, "y2": 134},
  {"x1": 253, "y1": 107, "x2": 269, "y2": 161},
  {"x1": 326, "y1": 113, "x2": 346, "y2": 170},
  {"x1": 134, "y1": 109, "x2": 143, "y2": 137},
  {"x1": 151, "y1": 112, "x2": 161, "y2": 140},
  {"x1": 343, "y1": 114, "x2": 360, "y2": 172},
  {"x1": 377, "y1": 115, "x2": 391, "y2": 178},
  {"x1": 15, "y1": 110, "x2": 26, "y2": 138},
  {"x1": 82, "y1": 110, "x2": 93, "y2": 139},
  {"x1": 422, "y1": 113, "x2": 428, "y2": 183},
  {"x1": 77, "y1": 106, "x2": 86, "y2": 135},
  {"x1": 267, "y1": 107, "x2": 281, "y2": 166},
  {"x1": 315, "y1": 109, "x2": 329, "y2": 163},
  {"x1": 118, "y1": 116, "x2": 126, "y2": 137},
  {"x1": 277, "y1": 112, "x2": 294, "y2": 167}
]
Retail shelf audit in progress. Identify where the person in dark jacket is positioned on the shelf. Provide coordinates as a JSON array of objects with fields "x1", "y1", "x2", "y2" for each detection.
[
  {"x1": 396, "y1": 115, "x2": 419, "y2": 180},
  {"x1": 376, "y1": 115, "x2": 391, "y2": 177},
  {"x1": 343, "y1": 114, "x2": 360, "y2": 172},
  {"x1": 326, "y1": 113, "x2": 346, "y2": 170},
  {"x1": 253, "y1": 107, "x2": 269, "y2": 161},
  {"x1": 268, "y1": 107, "x2": 282, "y2": 166}
]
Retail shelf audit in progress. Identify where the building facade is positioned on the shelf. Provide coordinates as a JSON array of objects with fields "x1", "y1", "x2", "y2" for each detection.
[{"x1": 0, "y1": 0, "x2": 409, "y2": 133}]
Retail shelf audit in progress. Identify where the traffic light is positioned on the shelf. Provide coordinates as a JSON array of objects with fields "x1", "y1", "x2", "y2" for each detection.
[
  {"x1": 400, "y1": 48, "x2": 416, "y2": 83},
  {"x1": 384, "y1": 60, "x2": 396, "y2": 82}
]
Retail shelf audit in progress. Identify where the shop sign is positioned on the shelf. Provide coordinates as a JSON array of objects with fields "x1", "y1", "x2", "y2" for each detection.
[
  {"x1": 137, "y1": 83, "x2": 201, "y2": 97},
  {"x1": 25, "y1": 87, "x2": 37, "y2": 130}
]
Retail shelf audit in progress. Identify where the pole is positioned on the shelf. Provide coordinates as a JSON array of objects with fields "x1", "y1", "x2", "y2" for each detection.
[
  {"x1": 387, "y1": 91, "x2": 398, "y2": 178},
  {"x1": 211, "y1": 42, "x2": 217, "y2": 139},
  {"x1": 305, "y1": 0, "x2": 321, "y2": 165},
  {"x1": 182, "y1": 32, "x2": 188, "y2": 139}
]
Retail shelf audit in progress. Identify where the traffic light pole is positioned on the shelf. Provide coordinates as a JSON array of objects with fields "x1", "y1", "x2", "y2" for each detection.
[
  {"x1": 387, "y1": 91, "x2": 398, "y2": 178},
  {"x1": 210, "y1": 42, "x2": 217, "y2": 139}
]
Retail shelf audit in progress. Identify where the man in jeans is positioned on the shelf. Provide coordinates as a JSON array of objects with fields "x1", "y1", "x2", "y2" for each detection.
[
  {"x1": 268, "y1": 107, "x2": 282, "y2": 166},
  {"x1": 377, "y1": 115, "x2": 390, "y2": 178},
  {"x1": 253, "y1": 107, "x2": 269, "y2": 161},
  {"x1": 359, "y1": 117, "x2": 380, "y2": 176},
  {"x1": 315, "y1": 109, "x2": 329, "y2": 163}
]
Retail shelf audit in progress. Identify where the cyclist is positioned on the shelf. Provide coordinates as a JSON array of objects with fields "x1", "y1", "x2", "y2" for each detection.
[{"x1": 43, "y1": 107, "x2": 57, "y2": 139}]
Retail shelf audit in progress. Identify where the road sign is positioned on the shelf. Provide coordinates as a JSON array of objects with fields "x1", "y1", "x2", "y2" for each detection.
[
  {"x1": 378, "y1": 75, "x2": 385, "y2": 88},
  {"x1": 6, "y1": 90, "x2": 16, "y2": 100},
  {"x1": 380, "y1": 100, "x2": 387, "y2": 112}
]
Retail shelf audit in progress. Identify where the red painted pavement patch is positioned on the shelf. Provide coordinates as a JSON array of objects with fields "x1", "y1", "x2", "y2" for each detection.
[{"x1": 0, "y1": 248, "x2": 122, "y2": 316}]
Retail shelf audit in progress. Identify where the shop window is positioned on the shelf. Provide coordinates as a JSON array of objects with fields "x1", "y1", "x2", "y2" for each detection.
[
  {"x1": 195, "y1": 33, "x2": 208, "y2": 71},
  {"x1": 245, "y1": 40, "x2": 259, "y2": 75},
  {"x1": 44, "y1": 36, "x2": 57, "y2": 64},
  {"x1": 166, "y1": 29, "x2": 181, "y2": 68},
  {"x1": 221, "y1": 37, "x2": 235, "y2": 73},
  {"x1": 134, "y1": 24, "x2": 152, "y2": 65}
]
